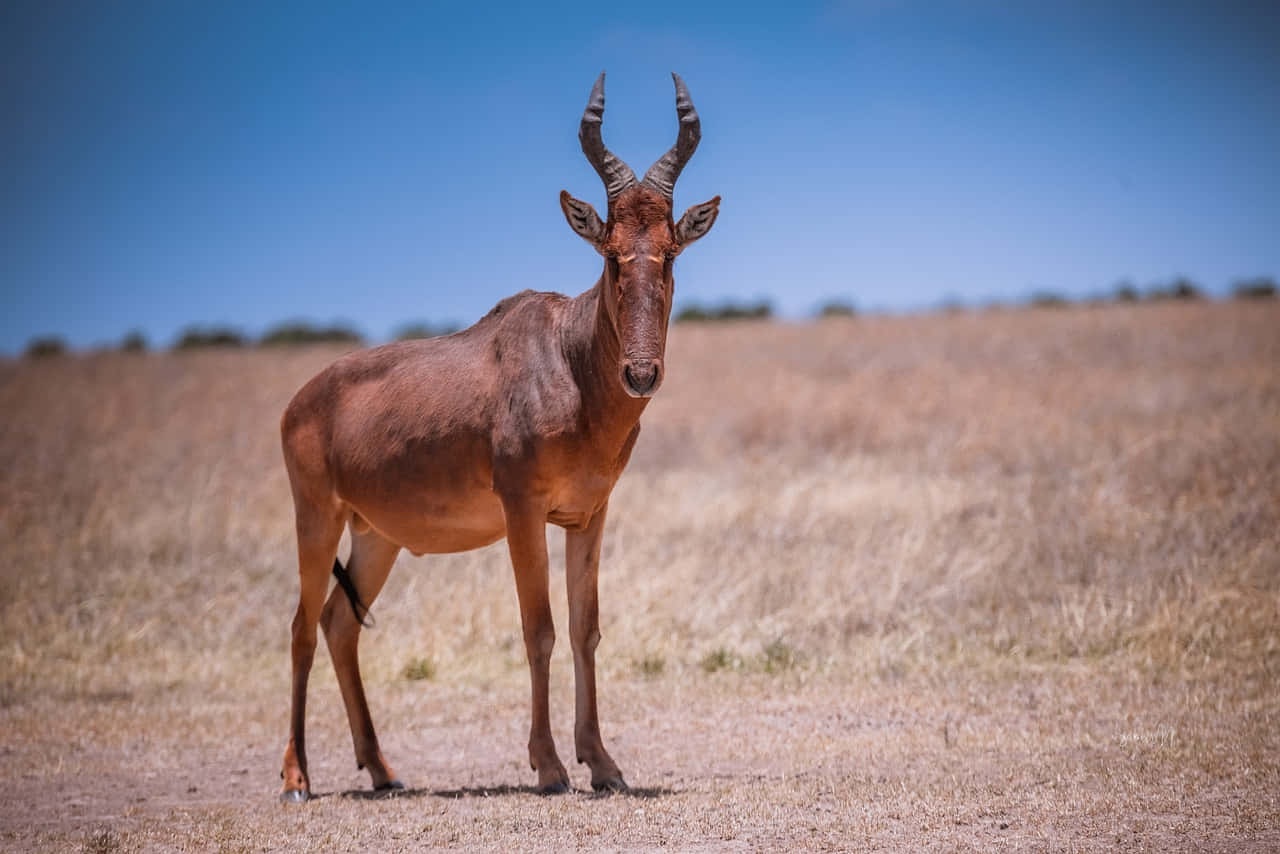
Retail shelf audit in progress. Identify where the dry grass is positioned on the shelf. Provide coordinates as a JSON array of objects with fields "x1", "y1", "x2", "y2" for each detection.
[{"x1": 1, "y1": 301, "x2": 1277, "y2": 851}]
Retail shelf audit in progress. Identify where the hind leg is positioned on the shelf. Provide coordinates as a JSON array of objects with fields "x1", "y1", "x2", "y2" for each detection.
[
  {"x1": 320, "y1": 526, "x2": 402, "y2": 791},
  {"x1": 280, "y1": 500, "x2": 345, "y2": 803}
]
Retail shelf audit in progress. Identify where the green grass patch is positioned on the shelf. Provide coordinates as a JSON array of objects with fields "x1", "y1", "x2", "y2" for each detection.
[{"x1": 401, "y1": 655, "x2": 437, "y2": 682}]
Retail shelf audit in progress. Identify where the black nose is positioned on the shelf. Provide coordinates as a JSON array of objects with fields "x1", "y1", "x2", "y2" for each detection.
[{"x1": 624, "y1": 361, "x2": 658, "y2": 395}]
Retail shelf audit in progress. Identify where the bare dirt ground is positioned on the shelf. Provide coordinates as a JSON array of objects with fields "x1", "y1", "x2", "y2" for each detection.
[{"x1": 2, "y1": 302, "x2": 1278, "y2": 851}]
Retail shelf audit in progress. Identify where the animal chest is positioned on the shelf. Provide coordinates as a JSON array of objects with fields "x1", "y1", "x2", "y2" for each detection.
[{"x1": 543, "y1": 425, "x2": 640, "y2": 530}]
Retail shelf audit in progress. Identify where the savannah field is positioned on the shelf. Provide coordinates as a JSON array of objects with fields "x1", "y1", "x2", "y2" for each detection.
[{"x1": 1, "y1": 300, "x2": 1277, "y2": 852}]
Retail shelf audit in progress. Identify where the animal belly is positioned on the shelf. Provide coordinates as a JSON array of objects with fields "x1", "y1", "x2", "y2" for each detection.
[{"x1": 349, "y1": 488, "x2": 508, "y2": 555}]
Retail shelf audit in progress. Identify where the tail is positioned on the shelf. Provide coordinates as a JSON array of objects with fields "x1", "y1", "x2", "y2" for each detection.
[{"x1": 332, "y1": 558, "x2": 375, "y2": 628}]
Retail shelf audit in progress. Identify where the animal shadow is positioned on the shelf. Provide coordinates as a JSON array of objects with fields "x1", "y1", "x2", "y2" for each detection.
[{"x1": 335, "y1": 783, "x2": 674, "y2": 801}]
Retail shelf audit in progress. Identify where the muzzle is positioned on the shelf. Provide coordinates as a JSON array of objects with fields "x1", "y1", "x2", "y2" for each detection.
[{"x1": 621, "y1": 358, "x2": 663, "y2": 397}]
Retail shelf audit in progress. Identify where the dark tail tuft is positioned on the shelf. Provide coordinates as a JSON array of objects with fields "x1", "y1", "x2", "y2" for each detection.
[{"x1": 332, "y1": 558, "x2": 375, "y2": 628}]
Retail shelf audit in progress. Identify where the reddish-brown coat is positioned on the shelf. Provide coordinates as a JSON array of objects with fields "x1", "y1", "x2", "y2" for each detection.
[{"x1": 278, "y1": 81, "x2": 719, "y2": 801}]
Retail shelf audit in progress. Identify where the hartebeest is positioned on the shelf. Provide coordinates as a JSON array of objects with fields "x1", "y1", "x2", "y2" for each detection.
[{"x1": 278, "y1": 73, "x2": 719, "y2": 801}]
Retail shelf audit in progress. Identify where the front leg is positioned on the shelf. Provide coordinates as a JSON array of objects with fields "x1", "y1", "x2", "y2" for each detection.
[
  {"x1": 566, "y1": 502, "x2": 627, "y2": 791},
  {"x1": 502, "y1": 496, "x2": 571, "y2": 793}
]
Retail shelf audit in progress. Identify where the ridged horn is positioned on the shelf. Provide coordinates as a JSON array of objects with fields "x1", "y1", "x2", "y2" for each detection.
[
  {"x1": 579, "y1": 72, "x2": 637, "y2": 200},
  {"x1": 641, "y1": 72, "x2": 701, "y2": 199}
]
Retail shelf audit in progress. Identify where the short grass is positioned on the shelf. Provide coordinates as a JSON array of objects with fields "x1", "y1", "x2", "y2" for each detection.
[{"x1": 1, "y1": 301, "x2": 1277, "y2": 851}]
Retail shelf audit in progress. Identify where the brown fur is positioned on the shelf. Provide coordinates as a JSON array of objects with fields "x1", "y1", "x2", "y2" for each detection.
[{"x1": 279, "y1": 181, "x2": 719, "y2": 798}]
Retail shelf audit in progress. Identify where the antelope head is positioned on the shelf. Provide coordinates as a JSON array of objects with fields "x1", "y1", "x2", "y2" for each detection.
[{"x1": 561, "y1": 73, "x2": 721, "y2": 398}]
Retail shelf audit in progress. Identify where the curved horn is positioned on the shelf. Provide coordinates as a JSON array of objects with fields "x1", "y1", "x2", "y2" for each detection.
[
  {"x1": 642, "y1": 72, "x2": 701, "y2": 199},
  {"x1": 579, "y1": 72, "x2": 637, "y2": 200}
]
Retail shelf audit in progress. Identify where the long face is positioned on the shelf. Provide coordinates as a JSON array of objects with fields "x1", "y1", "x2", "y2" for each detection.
[
  {"x1": 561, "y1": 73, "x2": 721, "y2": 398},
  {"x1": 601, "y1": 189, "x2": 678, "y2": 397}
]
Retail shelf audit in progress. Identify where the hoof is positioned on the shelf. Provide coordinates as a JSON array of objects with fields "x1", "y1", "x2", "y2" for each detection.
[
  {"x1": 536, "y1": 779, "x2": 571, "y2": 795},
  {"x1": 374, "y1": 779, "x2": 405, "y2": 794},
  {"x1": 279, "y1": 788, "x2": 310, "y2": 804},
  {"x1": 592, "y1": 775, "x2": 629, "y2": 794}
]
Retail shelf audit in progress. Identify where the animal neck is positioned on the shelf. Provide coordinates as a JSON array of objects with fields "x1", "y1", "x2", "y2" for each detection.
[{"x1": 562, "y1": 276, "x2": 649, "y2": 439}]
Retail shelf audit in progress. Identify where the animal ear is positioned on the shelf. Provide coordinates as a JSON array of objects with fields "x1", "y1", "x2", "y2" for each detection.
[
  {"x1": 675, "y1": 195, "x2": 720, "y2": 247},
  {"x1": 560, "y1": 190, "x2": 605, "y2": 246}
]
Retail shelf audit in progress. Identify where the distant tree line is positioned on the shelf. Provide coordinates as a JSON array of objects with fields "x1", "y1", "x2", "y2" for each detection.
[
  {"x1": 673, "y1": 300, "x2": 774, "y2": 323},
  {"x1": 19, "y1": 319, "x2": 459, "y2": 359},
  {"x1": 816, "y1": 300, "x2": 857, "y2": 318},
  {"x1": 1230, "y1": 277, "x2": 1278, "y2": 300},
  {"x1": 806, "y1": 275, "x2": 1275, "y2": 322},
  {"x1": 257, "y1": 322, "x2": 364, "y2": 347},
  {"x1": 18, "y1": 275, "x2": 1277, "y2": 357},
  {"x1": 1018, "y1": 275, "x2": 1277, "y2": 310},
  {"x1": 172, "y1": 321, "x2": 369, "y2": 350},
  {"x1": 671, "y1": 276, "x2": 1275, "y2": 326},
  {"x1": 392, "y1": 321, "x2": 461, "y2": 340}
]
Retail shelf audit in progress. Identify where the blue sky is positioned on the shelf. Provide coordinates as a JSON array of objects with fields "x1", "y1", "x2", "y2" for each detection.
[{"x1": 2, "y1": 0, "x2": 1277, "y2": 352}]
